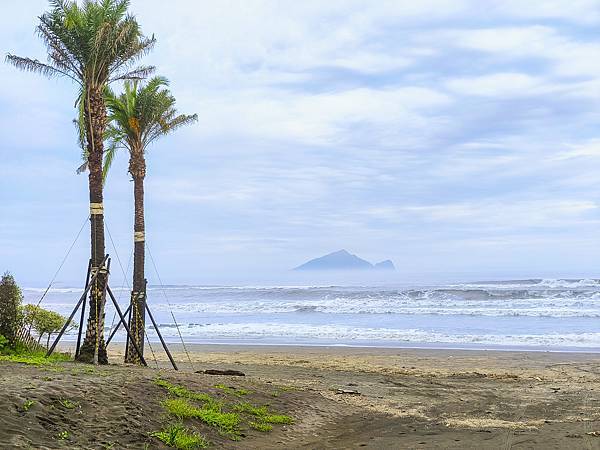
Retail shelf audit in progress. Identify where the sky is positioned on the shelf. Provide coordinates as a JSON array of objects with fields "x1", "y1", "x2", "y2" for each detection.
[{"x1": 2, "y1": 0, "x2": 600, "y2": 286}]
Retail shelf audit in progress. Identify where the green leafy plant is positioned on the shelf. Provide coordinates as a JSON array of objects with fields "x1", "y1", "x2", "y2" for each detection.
[
  {"x1": 21, "y1": 399, "x2": 35, "y2": 412},
  {"x1": 155, "y1": 379, "x2": 294, "y2": 442},
  {"x1": 0, "y1": 273, "x2": 23, "y2": 348},
  {"x1": 22, "y1": 305, "x2": 75, "y2": 349},
  {"x1": 0, "y1": 334, "x2": 8, "y2": 352},
  {"x1": 58, "y1": 399, "x2": 79, "y2": 410},
  {"x1": 162, "y1": 398, "x2": 240, "y2": 436},
  {"x1": 233, "y1": 401, "x2": 294, "y2": 427},
  {"x1": 214, "y1": 384, "x2": 250, "y2": 397},
  {"x1": 156, "y1": 379, "x2": 222, "y2": 410},
  {"x1": 57, "y1": 431, "x2": 70, "y2": 441},
  {"x1": 151, "y1": 424, "x2": 208, "y2": 449},
  {"x1": 249, "y1": 421, "x2": 273, "y2": 432}
]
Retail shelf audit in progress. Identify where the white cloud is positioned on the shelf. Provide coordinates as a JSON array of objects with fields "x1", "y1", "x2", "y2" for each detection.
[
  {"x1": 366, "y1": 199, "x2": 599, "y2": 229},
  {"x1": 494, "y1": 0, "x2": 600, "y2": 24},
  {"x1": 441, "y1": 25, "x2": 600, "y2": 77},
  {"x1": 445, "y1": 73, "x2": 545, "y2": 97}
]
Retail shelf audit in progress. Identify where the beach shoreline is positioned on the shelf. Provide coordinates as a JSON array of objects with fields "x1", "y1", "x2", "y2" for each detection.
[{"x1": 3, "y1": 344, "x2": 600, "y2": 448}]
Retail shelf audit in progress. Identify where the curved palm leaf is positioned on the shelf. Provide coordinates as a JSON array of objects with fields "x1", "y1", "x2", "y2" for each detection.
[{"x1": 104, "y1": 76, "x2": 198, "y2": 169}]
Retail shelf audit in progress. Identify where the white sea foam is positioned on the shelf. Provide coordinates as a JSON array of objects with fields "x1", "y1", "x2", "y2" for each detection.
[{"x1": 150, "y1": 322, "x2": 600, "y2": 348}]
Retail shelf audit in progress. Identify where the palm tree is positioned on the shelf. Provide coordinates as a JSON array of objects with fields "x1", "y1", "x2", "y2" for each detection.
[
  {"x1": 6, "y1": 0, "x2": 155, "y2": 364},
  {"x1": 104, "y1": 77, "x2": 197, "y2": 364}
]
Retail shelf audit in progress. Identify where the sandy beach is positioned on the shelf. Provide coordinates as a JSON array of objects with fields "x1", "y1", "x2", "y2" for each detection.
[{"x1": 2, "y1": 345, "x2": 600, "y2": 448}]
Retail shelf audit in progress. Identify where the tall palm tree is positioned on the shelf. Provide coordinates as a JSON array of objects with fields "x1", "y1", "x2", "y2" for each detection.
[
  {"x1": 6, "y1": 0, "x2": 155, "y2": 364},
  {"x1": 104, "y1": 77, "x2": 197, "y2": 364}
]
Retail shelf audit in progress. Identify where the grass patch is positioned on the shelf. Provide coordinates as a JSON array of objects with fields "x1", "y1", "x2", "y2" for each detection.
[
  {"x1": 263, "y1": 414, "x2": 294, "y2": 425},
  {"x1": 234, "y1": 401, "x2": 294, "y2": 426},
  {"x1": 156, "y1": 379, "x2": 294, "y2": 443},
  {"x1": 162, "y1": 398, "x2": 240, "y2": 436},
  {"x1": 156, "y1": 379, "x2": 222, "y2": 411},
  {"x1": 0, "y1": 351, "x2": 70, "y2": 366},
  {"x1": 151, "y1": 424, "x2": 209, "y2": 450},
  {"x1": 249, "y1": 421, "x2": 272, "y2": 432},
  {"x1": 233, "y1": 402, "x2": 268, "y2": 417},
  {"x1": 214, "y1": 384, "x2": 250, "y2": 397}
]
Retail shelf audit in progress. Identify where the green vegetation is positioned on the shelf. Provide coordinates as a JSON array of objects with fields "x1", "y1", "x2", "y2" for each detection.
[
  {"x1": 214, "y1": 384, "x2": 250, "y2": 397},
  {"x1": 0, "y1": 273, "x2": 73, "y2": 360},
  {"x1": 21, "y1": 399, "x2": 35, "y2": 412},
  {"x1": 0, "y1": 334, "x2": 8, "y2": 352},
  {"x1": 154, "y1": 378, "x2": 294, "y2": 447},
  {"x1": 57, "y1": 431, "x2": 70, "y2": 441},
  {"x1": 162, "y1": 398, "x2": 239, "y2": 436},
  {"x1": 0, "y1": 273, "x2": 23, "y2": 347},
  {"x1": 249, "y1": 421, "x2": 273, "y2": 432},
  {"x1": 58, "y1": 399, "x2": 79, "y2": 410},
  {"x1": 0, "y1": 350, "x2": 70, "y2": 366},
  {"x1": 151, "y1": 424, "x2": 209, "y2": 450},
  {"x1": 155, "y1": 379, "x2": 222, "y2": 410},
  {"x1": 233, "y1": 402, "x2": 294, "y2": 425},
  {"x1": 22, "y1": 304, "x2": 75, "y2": 349}
]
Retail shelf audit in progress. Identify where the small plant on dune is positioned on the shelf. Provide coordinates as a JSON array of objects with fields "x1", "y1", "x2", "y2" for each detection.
[
  {"x1": 156, "y1": 378, "x2": 294, "y2": 442},
  {"x1": 262, "y1": 413, "x2": 294, "y2": 425},
  {"x1": 233, "y1": 402, "x2": 268, "y2": 417},
  {"x1": 21, "y1": 399, "x2": 35, "y2": 412},
  {"x1": 57, "y1": 431, "x2": 70, "y2": 441},
  {"x1": 156, "y1": 379, "x2": 222, "y2": 410},
  {"x1": 58, "y1": 399, "x2": 79, "y2": 410},
  {"x1": 249, "y1": 421, "x2": 273, "y2": 432},
  {"x1": 234, "y1": 401, "x2": 294, "y2": 426},
  {"x1": 162, "y1": 398, "x2": 240, "y2": 437},
  {"x1": 214, "y1": 384, "x2": 250, "y2": 397},
  {"x1": 151, "y1": 423, "x2": 209, "y2": 450}
]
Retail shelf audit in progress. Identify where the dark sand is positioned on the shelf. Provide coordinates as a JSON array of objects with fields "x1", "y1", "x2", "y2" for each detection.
[{"x1": 2, "y1": 344, "x2": 600, "y2": 449}]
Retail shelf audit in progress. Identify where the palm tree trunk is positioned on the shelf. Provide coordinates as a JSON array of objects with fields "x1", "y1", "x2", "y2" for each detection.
[
  {"x1": 125, "y1": 151, "x2": 146, "y2": 364},
  {"x1": 77, "y1": 86, "x2": 109, "y2": 365}
]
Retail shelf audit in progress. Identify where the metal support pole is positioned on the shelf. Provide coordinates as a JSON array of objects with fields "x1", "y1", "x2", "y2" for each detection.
[
  {"x1": 105, "y1": 304, "x2": 131, "y2": 346},
  {"x1": 75, "y1": 259, "x2": 92, "y2": 359},
  {"x1": 145, "y1": 300, "x2": 178, "y2": 370},
  {"x1": 46, "y1": 254, "x2": 109, "y2": 358},
  {"x1": 106, "y1": 286, "x2": 147, "y2": 366}
]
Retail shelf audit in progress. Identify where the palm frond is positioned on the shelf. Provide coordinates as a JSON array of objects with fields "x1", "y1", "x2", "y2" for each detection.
[{"x1": 5, "y1": 54, "x2": 80, "y2": 83}]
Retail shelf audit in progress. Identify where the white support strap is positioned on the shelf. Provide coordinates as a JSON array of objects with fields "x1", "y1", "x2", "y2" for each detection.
[
  {"x1": 90, "y1": 203, "x2": 104, "y2": 215},
  {"x1": 134, "y1": 231, "x2": 145, "y2": 242}
]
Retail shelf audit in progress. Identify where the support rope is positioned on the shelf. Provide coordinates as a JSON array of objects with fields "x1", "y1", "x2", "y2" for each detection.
[
  {"x1": 33, "y1": 215, "x2": 89, "y2": 309},
  {"x1": 28, "y1": 215, "x2": 89, "y2": 338},
  {"x1": 146, "y1": 243, "x2": 195, "y2": 371}
]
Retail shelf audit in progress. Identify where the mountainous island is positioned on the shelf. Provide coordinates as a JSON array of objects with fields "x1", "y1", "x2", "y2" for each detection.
[{"x1": 294, "y1": 249, "x2": 395, "y2": 271}]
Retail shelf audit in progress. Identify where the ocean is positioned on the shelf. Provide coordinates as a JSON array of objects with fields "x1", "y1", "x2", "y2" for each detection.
[{"x1": 22, "y1": 279, "x2": 600, "y2": 352}]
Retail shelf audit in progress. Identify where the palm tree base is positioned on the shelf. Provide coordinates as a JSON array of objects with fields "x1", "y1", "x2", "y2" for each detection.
[{"x1": 76, "y1": 339, "x2": 109, "y2": 365}]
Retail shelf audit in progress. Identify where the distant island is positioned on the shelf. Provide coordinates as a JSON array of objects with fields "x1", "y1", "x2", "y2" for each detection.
[{"x1": 294, "y1": 249, "x2": 395, "y2": 271}]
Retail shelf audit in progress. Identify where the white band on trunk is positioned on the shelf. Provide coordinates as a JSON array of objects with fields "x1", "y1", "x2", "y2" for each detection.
[
  {"x1": 90, "y1": 203, "x2": 104, "y2": 215},
  {"x1": 134, "y1": 231, "x2": 145, "y2": 242}
]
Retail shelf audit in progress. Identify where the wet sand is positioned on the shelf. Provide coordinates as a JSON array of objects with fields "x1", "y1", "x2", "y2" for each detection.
[{"x1": 2, "y1": 344, "x2": 600, "y2": 448}]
